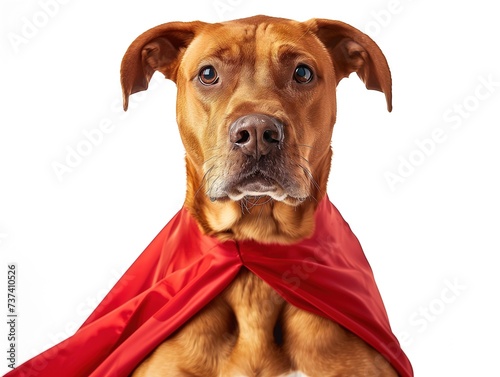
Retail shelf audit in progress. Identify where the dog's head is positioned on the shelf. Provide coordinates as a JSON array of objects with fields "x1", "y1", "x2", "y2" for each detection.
[{"x1": 121, "y1": 15, "x2": 391, "y2": 243}]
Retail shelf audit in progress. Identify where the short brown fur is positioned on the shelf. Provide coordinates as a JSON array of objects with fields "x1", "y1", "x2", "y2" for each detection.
[{"x1": 121, "y1": 15, "x2": 397, "y2": 376}]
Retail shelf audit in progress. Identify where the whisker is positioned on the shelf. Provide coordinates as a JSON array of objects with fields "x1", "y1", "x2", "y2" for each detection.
[
  {"x1": 202, "y1": 155, "x2": 220, "y2": 165},
  {"x1": 239, "y1": 195, "x2": 274, "y2": 214},
  {"x1": 194, "y1": 166, "x2": 215, "y2": 199},
  {"x1": 240, "y1": 197, "x2": 250, "y2": 214},
  {"x1": 297, "y1": 163, "x2": 322, "y2": 197},
  {"x1": 206, "y1": 175, "x2": 222, "y2": 198},
  {"x1": 204, "y1": 145, "x2": 223, "y2": 153}
]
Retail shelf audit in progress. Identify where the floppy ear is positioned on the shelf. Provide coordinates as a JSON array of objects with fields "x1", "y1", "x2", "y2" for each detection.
[
  {"x1": 306, "y1": 18, "x2": 392, "y2": 112},
  {"x1": 120, "y1": 21, "x2": 206, "y2": 111}
]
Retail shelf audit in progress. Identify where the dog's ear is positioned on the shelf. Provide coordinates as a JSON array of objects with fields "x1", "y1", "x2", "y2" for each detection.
[
  {"x1": 306, "y1": 18, "x2": 392, "y2": 112},
  {"x1": 120, "y1": 21, "x2": 205, "y2": 111}
]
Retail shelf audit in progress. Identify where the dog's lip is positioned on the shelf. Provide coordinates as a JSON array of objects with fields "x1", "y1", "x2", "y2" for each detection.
[
  {"x1": 208, "y1": 171, "x2": 308, "y2": 204},
  {"x1": 223, "y1": 173, "x2": 288, "y2": 201},
  {"x1": 237, "y1": 174, "x2": 278, "y2": 193}
]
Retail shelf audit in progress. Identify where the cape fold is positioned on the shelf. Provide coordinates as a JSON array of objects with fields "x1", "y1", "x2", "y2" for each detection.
[{"x1": 5, "y1": 196, "x2": 413, "y2": 377}]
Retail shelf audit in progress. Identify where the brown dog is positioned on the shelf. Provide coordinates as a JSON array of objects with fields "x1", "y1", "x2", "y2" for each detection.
[{"x1": 121, "y1": 15, "x2": 395, "y2": 377}]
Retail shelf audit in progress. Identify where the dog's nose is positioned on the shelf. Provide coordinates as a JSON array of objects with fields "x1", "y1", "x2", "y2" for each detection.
[{"x1": 229, "y1": 114, "x2": 284, "y2": 160}]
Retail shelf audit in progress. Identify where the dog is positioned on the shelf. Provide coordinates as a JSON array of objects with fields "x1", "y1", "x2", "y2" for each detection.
[{"x1": 120, "y1": 15, "x2": 398, "y2": 377}]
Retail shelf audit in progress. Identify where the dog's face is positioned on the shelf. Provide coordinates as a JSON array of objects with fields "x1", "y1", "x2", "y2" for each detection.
[
  {"x1": 121, "y1": 16, "x2": 391, "y2": 243},
  {"x1": 178, "y1": 20, "x2": 334, "y2": 204}
]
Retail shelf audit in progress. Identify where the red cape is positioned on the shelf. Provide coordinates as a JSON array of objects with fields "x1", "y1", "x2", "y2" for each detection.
[{"x1": 6, "y1": 197, "x2": 413, "y2": 377}]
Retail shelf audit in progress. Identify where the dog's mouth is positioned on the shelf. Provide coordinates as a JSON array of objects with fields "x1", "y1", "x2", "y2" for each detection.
[
  {"x1": 226, "y1": 172, "x2": 287, "y2": 201},
  {"x1": 209, "y1": 168, "x2": 308, "y2": 205}
]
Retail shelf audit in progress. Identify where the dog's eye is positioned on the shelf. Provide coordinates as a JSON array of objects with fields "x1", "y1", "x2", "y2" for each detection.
[
  {"x1": 293, "y1": 65, "x2": 313, "y2": 84},
  {"x1": 199, "y1": 66, "x2": 219, "y2": 85}
]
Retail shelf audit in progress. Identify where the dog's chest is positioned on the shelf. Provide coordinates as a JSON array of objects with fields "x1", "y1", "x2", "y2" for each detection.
[
  {"x1": 132, "y1": 268, "x2": 398, "y2": 377},
  {"x1": 223, "y1": 269, "x2": 285, "y2": 344},
  {"x1": 217, "y1": 269, "x2": 293, "y2": 375}
]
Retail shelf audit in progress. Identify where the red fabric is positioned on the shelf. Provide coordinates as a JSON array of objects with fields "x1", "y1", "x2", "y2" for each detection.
[{"x1": 6, "y1": 197, "x2": 413, "y2": 377}]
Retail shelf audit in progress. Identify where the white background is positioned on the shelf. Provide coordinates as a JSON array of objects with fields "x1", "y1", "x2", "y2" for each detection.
[{"x1": 1, "y1": 0, "x2": 499, "y2": 375}]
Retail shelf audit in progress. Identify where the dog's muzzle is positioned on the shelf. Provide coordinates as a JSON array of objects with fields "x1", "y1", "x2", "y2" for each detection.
[
  {"x1": 206, "y1": 113, "x2": 308, "y2": 203},
  {"x1": 224, "y1": 114, "x2": 288, "y2": 200}
]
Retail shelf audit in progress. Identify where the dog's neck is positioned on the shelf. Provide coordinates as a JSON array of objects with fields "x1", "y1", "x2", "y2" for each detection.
[{"x1": 183, "y1": 153, "x2": 332, "y2": 244}]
